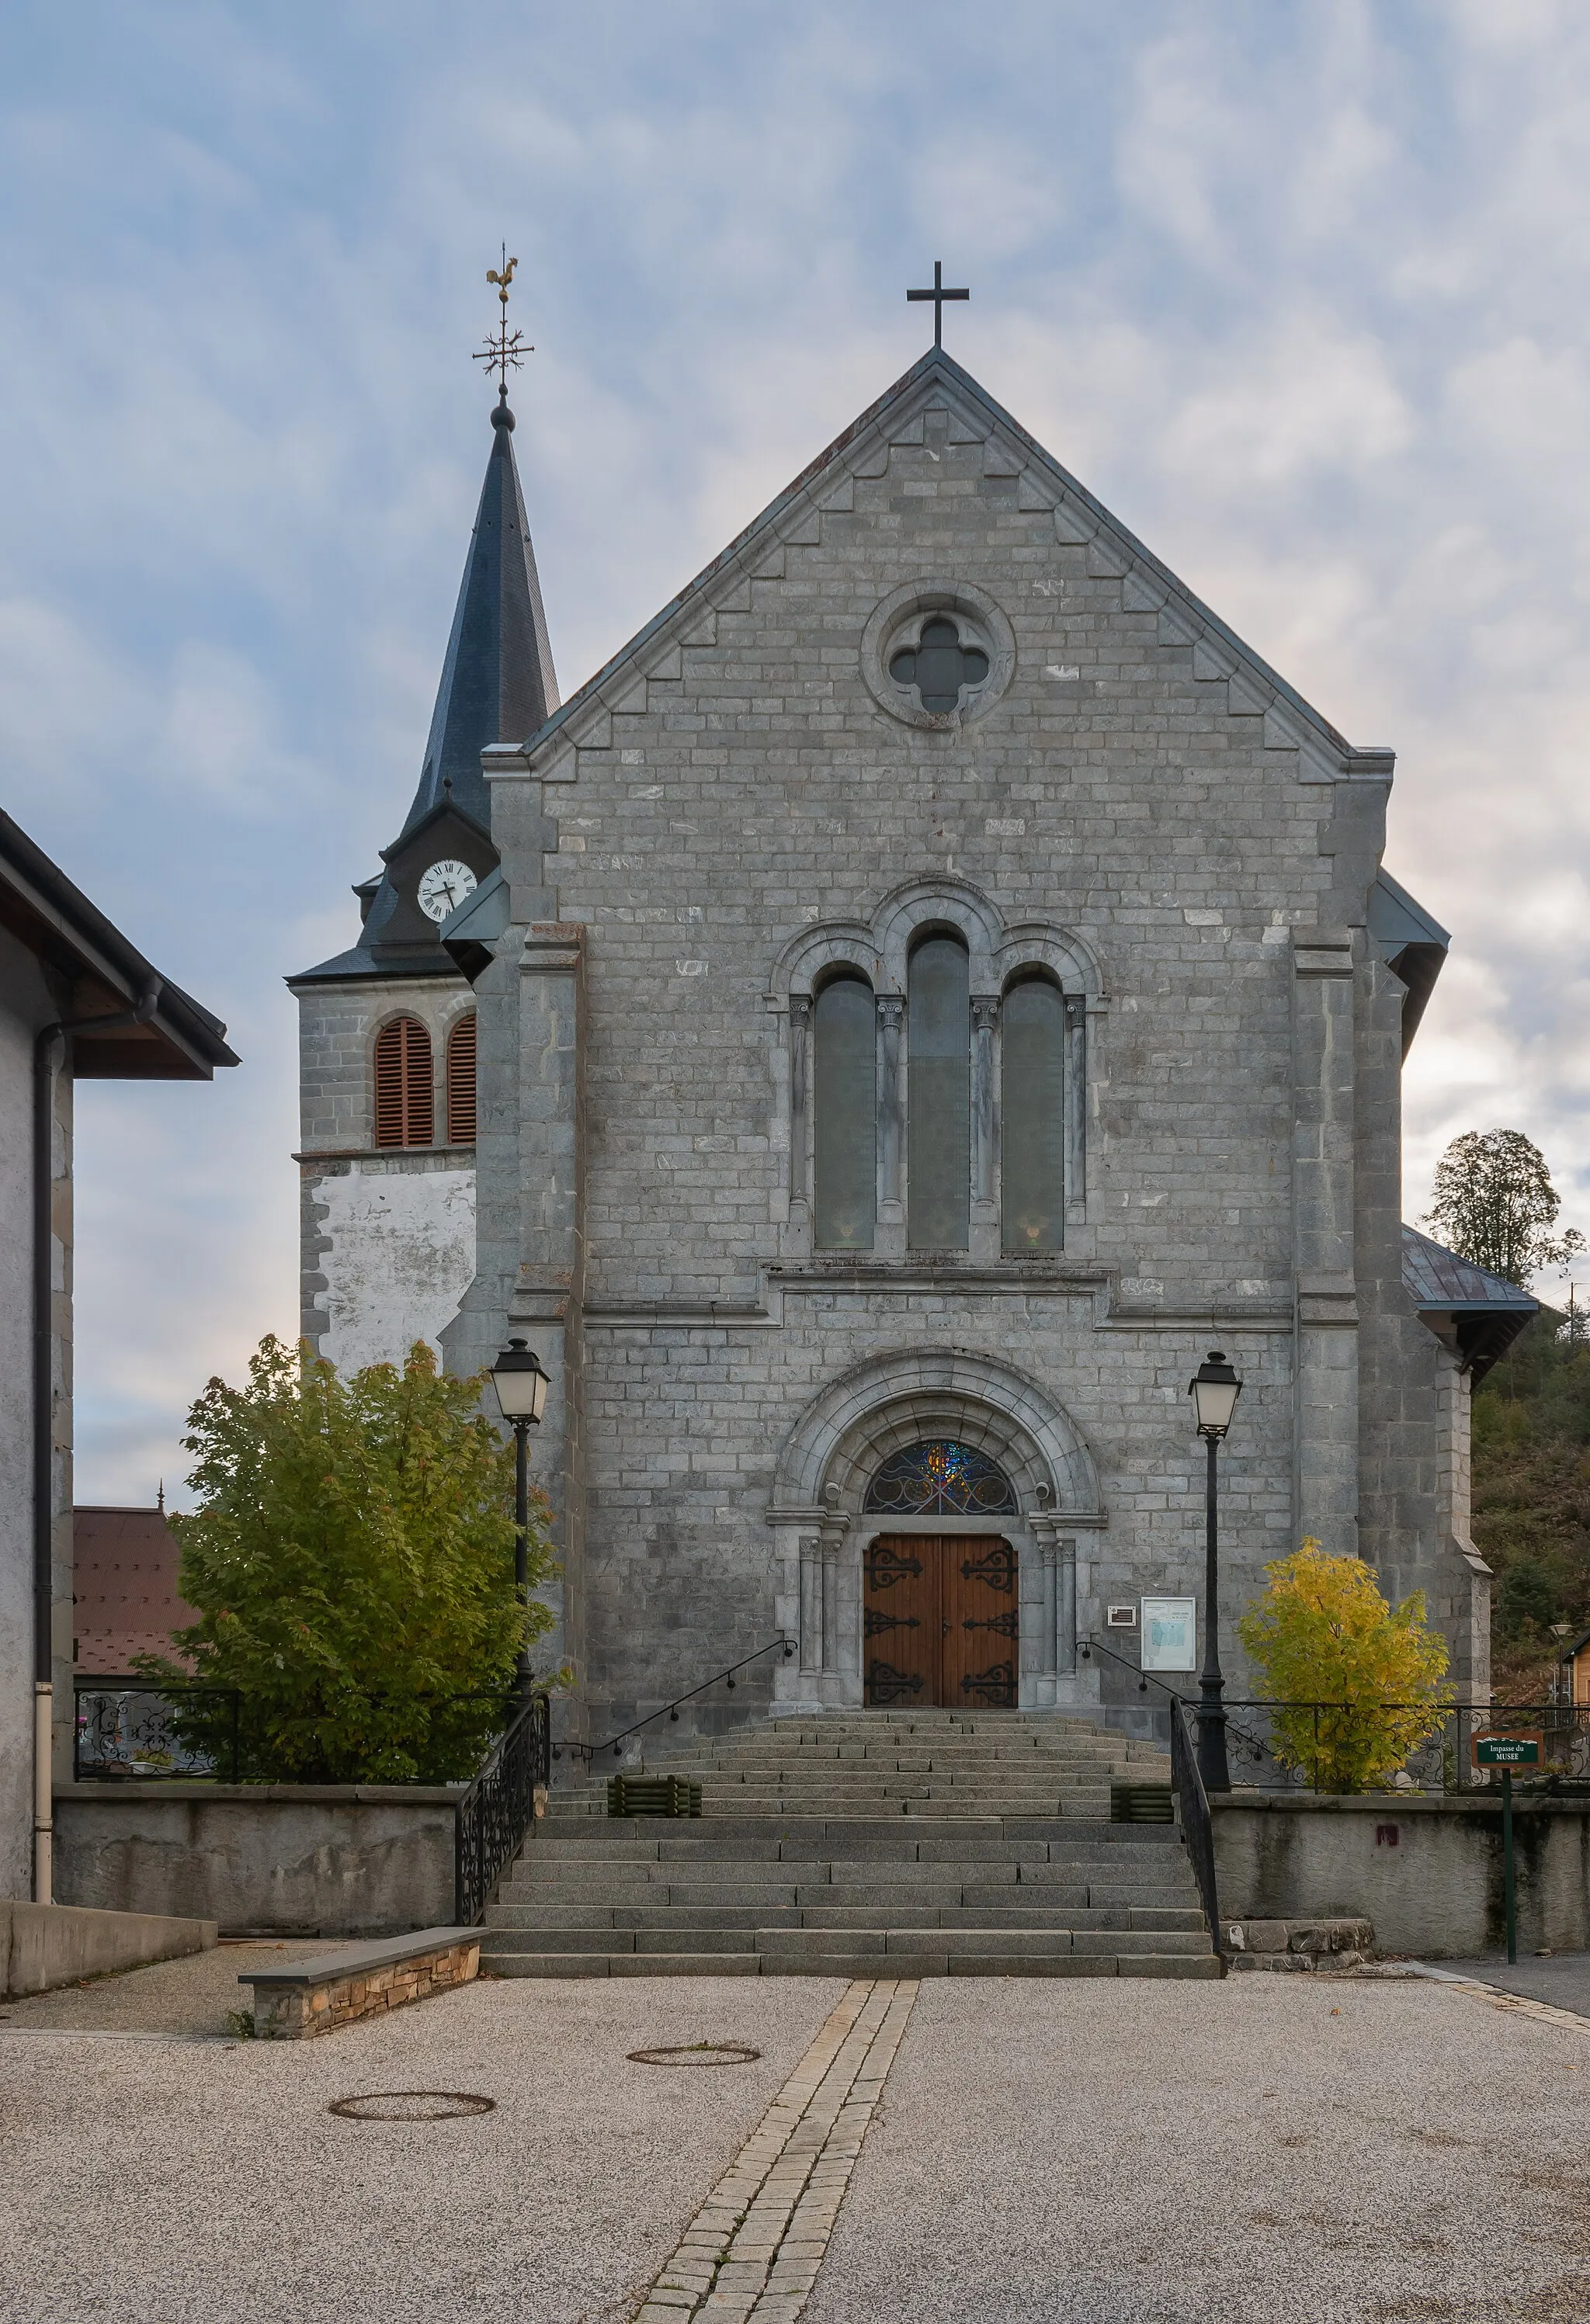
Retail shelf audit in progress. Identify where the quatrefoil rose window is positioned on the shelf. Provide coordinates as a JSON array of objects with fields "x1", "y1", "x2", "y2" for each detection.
[
  {"x1": 889, "y1": 618, "x2": 990, "y2": 715},
  {"x1": 861, "y1": 582, "x2": 1015, "y2": 731}
]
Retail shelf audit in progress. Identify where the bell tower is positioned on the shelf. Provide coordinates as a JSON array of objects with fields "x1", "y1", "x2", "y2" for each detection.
[{"x1": 287, "y1": 271, "x2": 557, "y2": 1369}]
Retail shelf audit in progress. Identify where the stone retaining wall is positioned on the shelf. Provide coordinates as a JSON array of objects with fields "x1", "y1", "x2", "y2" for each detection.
[
  {"x1": 1, "y1": 1898, "x2": 217, "y2": 1996},
  {"x1": 1213, "y1": 1793, "x2": 1590, "y2": 1957},
  {"x1": 54, "y1": 1784, "x2": 457, "y2": 1937}
]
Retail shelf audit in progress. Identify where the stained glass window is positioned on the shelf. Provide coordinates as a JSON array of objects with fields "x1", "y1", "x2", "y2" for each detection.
[
  {"x1": 908, "y1": 935, "x2": 970, "y2": 1250},
  {"x1": 863, "y1": 1439, "x2": 1017, "y2": 1516},
  {"x1": 1002, "y1": 976, "x2": 1064, "y2": 1251},
  {"x1": 890, "y1": 618, "x2": 990, "y2": 714},
  {"x1": 814, "y1": 974, "x2": 877, "y2": 1249}
]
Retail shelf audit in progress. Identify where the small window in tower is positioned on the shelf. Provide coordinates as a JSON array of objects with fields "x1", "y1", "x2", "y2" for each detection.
[
  {"x1": 447, "y1": 1011, "x2": 477, "y2": 1146},
  {"x1": 373, "y1": 1015, "x2": 434, "y2": 1148}
]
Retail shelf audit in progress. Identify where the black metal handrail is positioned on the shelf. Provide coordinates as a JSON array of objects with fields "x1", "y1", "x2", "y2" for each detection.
[
  {"x1": 456, "y1": 1691, "x2": 551, "y2": 1923},
  {"x1": 1079, "y1": 1632, "x2": 1223, "y2": 1958},
  {"x1": 566, "y1": 1635, "x2": 797, "y2": 1764},
  {"x1": 1168, "y1": 1694, "x2": 1223, "y2": 1962}
]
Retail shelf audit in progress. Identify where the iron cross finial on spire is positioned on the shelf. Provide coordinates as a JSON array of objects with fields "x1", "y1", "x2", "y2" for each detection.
[
  {"x1": 474, "y1": 245, "x2": 533, "y2": 400},
  {"x1": 908, "y1": 259, "x2": 969, "y2": 350}
]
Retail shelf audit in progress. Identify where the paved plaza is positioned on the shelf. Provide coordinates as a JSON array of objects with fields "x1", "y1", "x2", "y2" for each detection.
[{"x1": 1, "y1": 1956, "x2": 1587, "y2": 2322}]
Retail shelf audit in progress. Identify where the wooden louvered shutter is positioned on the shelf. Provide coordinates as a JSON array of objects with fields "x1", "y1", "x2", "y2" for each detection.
[
  {"x1": 447, "y1": 1011, "x2": 477, "y2": 1146},
  {"x1": 373, "y1": 1015, "x2": 433, "y2": 1147}
]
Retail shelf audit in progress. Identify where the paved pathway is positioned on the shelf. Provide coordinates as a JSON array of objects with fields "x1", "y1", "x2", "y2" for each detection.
[
  {"x1": 1417, "y1": 1949, "x2": 1590, "y2": 2019},
  {"x1": 4, "y1": 1954, "x2": 1588, "y2": 2322}
]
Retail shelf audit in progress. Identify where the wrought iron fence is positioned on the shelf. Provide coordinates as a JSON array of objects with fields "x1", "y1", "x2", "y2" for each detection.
[
  {"x1": 74, "y1": 1684, "x2": 241, "y2": 1781},
  {"x1": 455, "y1": 1691, "x2": 551, "y2": 1924},
  {"x1": 1217, "y1": 1699, "x2": 1590, "y2": 1794},
  {"x1": 1076, "y1": 1642, "x2": 1590, "y2": 1794}
]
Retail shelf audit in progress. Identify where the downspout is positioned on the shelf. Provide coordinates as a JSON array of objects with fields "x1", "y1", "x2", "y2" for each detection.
[{"x1": 32, "y1": 983, "x2": 161, "y2": 1904}]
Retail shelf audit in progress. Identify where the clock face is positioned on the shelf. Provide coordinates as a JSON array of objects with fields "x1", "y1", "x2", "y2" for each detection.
[{"x1": 417, "y1": 858, "x2": 477, "y2": 924}]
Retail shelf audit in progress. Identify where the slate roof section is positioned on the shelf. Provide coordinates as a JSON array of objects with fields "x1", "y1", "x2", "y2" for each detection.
[
  {"x1": 1370, "y1": 870, "x2": 1451, "y2": 1057},
  {"x1": 293, "y1": 390, "x2": 557, "y2": 984},
  {"x1": 0, "y1": 810, "x2": 238, "y2": 1079},
  {"x1": 400, "y1": 392, "x2": 558, "y2": 840},
  {"x1": 1402, "y1": 1224, "x2": 1538, "y2": 1384}
]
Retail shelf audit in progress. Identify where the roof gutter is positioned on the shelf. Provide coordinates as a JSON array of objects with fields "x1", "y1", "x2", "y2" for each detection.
[{"x1": 32, "y1": 981, "x2": 161, "y2": 1903}]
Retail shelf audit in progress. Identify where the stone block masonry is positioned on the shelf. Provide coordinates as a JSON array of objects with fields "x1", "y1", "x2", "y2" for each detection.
[
  {"x1": 429, "y1": 345, "x2": 1480, "y2": 1746},
  {"x1": 241, "y1": 1927, "x2": 479, "y2": 2039}
]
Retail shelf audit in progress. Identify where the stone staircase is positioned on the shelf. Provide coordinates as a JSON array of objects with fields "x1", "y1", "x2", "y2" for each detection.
[{"x1": 479, "y1": 1712, "x2": 1220, "y2": 1979}]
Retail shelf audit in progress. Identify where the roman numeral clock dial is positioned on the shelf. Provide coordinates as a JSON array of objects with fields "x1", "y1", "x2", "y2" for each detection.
[{"x1": 417, "y1": 858, "x2": 477, "y2": 923}]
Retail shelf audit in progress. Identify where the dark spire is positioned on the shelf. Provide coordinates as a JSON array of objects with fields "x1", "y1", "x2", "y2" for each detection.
[{"x1": 395, "y1": 387, "x2": 559, "y2": 838}]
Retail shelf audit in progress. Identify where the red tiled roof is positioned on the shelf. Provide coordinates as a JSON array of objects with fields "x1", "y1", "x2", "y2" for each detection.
[{"x1": 73, "y1": 1506, "x2": 196, "y2": 1674}]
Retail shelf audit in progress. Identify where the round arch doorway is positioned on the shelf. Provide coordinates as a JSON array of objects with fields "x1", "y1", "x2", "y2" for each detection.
[{"x1": 863, "y1": 1440, "x2": 1018, "y2": 1709}]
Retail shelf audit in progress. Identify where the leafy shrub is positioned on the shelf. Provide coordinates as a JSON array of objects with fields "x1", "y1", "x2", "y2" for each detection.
[
  {"x1": 1237, "y1": 1542, "x2": 1452, "y2": 1793},
  {"x1": 136, "y1": 1336, "x2": 556, "y2": 1782}
]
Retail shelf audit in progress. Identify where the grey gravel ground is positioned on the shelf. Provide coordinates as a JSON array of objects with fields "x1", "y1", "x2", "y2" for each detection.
[
  {"x1": 804, "y1": 1975, "x2": 1590, "y2": 2324},
  {"x1": 1422, "y1": 1951, "x2": 1590, "y2": 2018},
  {"x1": 5, "y1": 1968, "x2": 1588, "y2": 2324},
  {"x1": 0, "y1": 1973, "x2": 842, "y2": 2324}
]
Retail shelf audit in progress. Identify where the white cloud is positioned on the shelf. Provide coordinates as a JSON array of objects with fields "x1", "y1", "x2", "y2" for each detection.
[{"x1": 6, "y1": 1, "x2": 1590, "y2": 1486}]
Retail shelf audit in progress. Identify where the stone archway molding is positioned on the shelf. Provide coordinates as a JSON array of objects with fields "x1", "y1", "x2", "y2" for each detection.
[
  {"x1": 767, "y1": 876, "x2": 1103, "y2": 1006},
  {"x1": 772, "y1": 1345, "x2": 1104, "y2": 1521}
]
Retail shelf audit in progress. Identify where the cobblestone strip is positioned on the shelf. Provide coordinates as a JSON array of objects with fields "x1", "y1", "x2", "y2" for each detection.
[{"x1": 634, "y1": 1979, "x2": 918, "y2": 2324}]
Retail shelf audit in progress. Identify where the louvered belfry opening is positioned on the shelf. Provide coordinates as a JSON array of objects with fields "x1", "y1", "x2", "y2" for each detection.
[
  {"x1": 447, "y1": 1011, "x2": 477, "y2": 1146},
  {"x1": 373, "y1": 1015, "x2": 434, "y2": 1148}
]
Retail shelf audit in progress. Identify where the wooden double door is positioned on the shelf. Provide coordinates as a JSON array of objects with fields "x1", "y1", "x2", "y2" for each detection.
[{"x1": 863, "y1": 1535, "x2": 1019, "y2": 1709}]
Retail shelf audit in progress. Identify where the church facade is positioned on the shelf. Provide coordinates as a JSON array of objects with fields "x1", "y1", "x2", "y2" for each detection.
[{"x1": 294, "y1": 342, "x2": 1522, "y2": 1743}]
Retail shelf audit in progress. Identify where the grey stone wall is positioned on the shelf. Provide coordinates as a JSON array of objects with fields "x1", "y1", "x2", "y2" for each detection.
[
  {"x1": 295, "y1": 973, "x2": 479, "y2": 1360},
  {"x1": 1213, "y1": 1794, "x2": 1590, "y2": 1957},
  {"x1": 55, "y1": 1785, "x2": 458, "y2": 1937},
  {"x1": 441, "y1": 357, "x2": 1470, "y2": 1739}
]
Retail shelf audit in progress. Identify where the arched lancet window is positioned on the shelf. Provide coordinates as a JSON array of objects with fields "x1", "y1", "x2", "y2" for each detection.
[
  {"x1": 373, "y1": 1015, "x2": 433, "y2": 1149},
  {"x1": 1002, "y1": 976, "x2": 1065, "y2": 1252},
  {"x1": 908, "y1": 935, "x2": 969, "y2": 1250},
  {"x1": 864, "y1": 1439, "x2": 1018, "y2": 1516},
  {"x1": 446, "y1": 1011, "x2": 477, "y2": 1146},
  {"x1": 813, "y1": 973, "x2": 877, "y2": 1250}
]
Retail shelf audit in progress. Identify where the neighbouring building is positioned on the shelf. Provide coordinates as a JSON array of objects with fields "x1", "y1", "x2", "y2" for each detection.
[
  {"x1": 0, "y1": 811, "x2": 235, "y2": 1899},
  {"x1": 296, "y1": 336, "x2": 1531, "y2": 1746},
  {"x1": 72, "y1": 1500, "x2": 194, "y2": 1677}
]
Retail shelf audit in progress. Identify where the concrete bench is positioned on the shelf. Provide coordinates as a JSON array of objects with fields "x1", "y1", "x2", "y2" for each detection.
[{"x1": 240, "y1": 1926, "x2": 480, "y2": 2039}]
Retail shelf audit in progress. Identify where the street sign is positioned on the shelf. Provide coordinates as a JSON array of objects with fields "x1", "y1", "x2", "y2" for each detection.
[{"x1": 1474, "y1": 1733, "x2": 1541, "y2": 1767}]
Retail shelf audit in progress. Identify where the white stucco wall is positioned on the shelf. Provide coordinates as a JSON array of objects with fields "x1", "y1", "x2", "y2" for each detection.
[{"x1": 311, "y1": 1158, "x2": 477, "y2": 1375}]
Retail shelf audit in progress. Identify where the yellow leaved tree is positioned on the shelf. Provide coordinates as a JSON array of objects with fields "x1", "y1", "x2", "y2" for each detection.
[{"x1": 1236, "y1": 1542, "x2": 1453, "y2": 1793}]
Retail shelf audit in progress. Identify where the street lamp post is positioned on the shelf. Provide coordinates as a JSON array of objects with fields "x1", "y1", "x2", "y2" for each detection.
[
  {"x1": 489, "y1": 1337, "x2": 550, "y2": 1708},
  {"x1": 1188, "y1": 1349, "x2": 1242, "y2": 1795}
]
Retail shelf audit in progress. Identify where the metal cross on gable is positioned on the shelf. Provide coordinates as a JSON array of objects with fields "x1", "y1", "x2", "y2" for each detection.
[
  {"x1": 907, "y1": 258, "x2": 969, "y2": 349},
  {"x1": 474, "y1": 245, "x2": 534, "y2": 397}
]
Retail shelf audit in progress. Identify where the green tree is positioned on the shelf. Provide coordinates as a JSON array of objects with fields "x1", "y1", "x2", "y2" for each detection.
[
  {"x1": 137, "y1": 1335, "x2": 556, "y2": 1782},
  {"x1": 1471, "y1": 1309, "x2": 1590, "y2": 1695},
  {"x1": 1237, "y1": 1542, "x2": 1452, "y2": 1793},
  {"x1": 1424, "y1": 1128, "x2": 1584, "y2": 1289}
]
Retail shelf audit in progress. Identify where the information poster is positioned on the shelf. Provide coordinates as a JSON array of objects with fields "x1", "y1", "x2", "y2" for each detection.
[{"x1": 1140, "y1": 1597, "x2": 1196, "y2": 1672}]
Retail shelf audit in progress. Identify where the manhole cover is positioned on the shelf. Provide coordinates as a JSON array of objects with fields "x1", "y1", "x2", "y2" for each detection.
[
  {"x1": 328, "y1": 2090, "x2": 496, "y2": 2121},
  {"x1": 627, "y1": 2042, "x2": 762, "y2": 2067}
]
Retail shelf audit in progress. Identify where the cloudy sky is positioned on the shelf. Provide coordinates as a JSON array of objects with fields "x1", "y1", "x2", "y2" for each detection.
[{"x1": 4, "y1": 2, "x2": 1589, "y2": 1504}]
